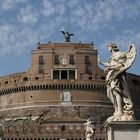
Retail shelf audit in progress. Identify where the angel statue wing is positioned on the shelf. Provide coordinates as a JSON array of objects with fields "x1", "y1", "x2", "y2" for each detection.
[
  {"x1": 124, "y1": 44, "x2": 137, "y2": 70},
  {"x1": 114, "y1": 44, "x2": 136, "y2": 79}
]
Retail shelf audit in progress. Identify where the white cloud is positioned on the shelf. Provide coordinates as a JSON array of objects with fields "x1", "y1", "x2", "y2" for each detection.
[
  {"x1": 0, "y1": 0, "x2": 139, "y2": 58},
  {"x1": 136, "y1": 33, "x2": 140, "y2": 40},
  {"x1": 0, "y1": 23, "x2": 39, "y2": 55},
  {"x1": 1, "y1": 0, "x2": 15, "y2": 10},
  {"x1": 114, "y1": 30, "x2": 139, "y2": 49},
  {"x1": 70, "y1": 0, "x2": 140, "y2": 31},
  {"x1": 97, "y1": 29, "x2": 140, "y2": 57},
  {"x1": 0, "y1": 24, "x2": 14, "y2": 54},
  {"x1": 17, "y1": 5, "x2": 38, "y2": 24},
  {"x1": 41, "y1": 0, "x2": 66, "y2": 18},
  {"x1": 1, "y1": 0, "x2": 26, "y2": 11},
  {"x1": 0, "y1": 0, "x2": 139, "y2": 75},
  {"x1": 42, "y1": 0, "x2": 55, "y2": 17}
]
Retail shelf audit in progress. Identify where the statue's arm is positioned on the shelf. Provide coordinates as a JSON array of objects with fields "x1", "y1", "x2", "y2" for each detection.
[
  {"x1": 107, "y1": 63, "x2": 123, "y2": 70},
  {"x1": 108, "y1": 54, "x2": 126, "y2": 70},
  {"x1": 98, "y1": 57, "x2": 109, "y2": 67},
  {"x1": 100, "y1": 61, "x2": 110, "y2": 67}
]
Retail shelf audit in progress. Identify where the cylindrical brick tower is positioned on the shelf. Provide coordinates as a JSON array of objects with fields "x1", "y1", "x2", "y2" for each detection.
[{"x1": 0, "y1": 42, "x2": 140, "y2": 140}]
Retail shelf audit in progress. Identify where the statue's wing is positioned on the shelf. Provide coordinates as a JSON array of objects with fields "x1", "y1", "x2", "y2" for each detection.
[
  {"x1": 60, "y1": 31, "x2": 65, "y2": 35},
  {"x1": 69, "y1": 33, "x2": 74, "y2": 36},
  {"x1": 114, "y1": 44, "x2": 136, "y2": 78},
  {"x1": 124, "y1": 44, "x2": 137, "y2": 70}
]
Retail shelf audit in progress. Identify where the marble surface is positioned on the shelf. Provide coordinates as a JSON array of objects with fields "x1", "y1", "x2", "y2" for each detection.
[{"x1": 105, "y1": 121, "x2": 140, "y2": 140}]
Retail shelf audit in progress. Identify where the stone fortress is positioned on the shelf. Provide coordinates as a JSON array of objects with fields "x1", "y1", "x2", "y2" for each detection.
[{"x1": 0, "y1": 41, "x2": 140, "y2": 140}]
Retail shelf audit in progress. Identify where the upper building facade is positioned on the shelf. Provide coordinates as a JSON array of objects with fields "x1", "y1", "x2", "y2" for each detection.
[
  {"x1": 30, "y1": 42, "x2": 101, "y2": 80},
  {"x1": 0, "y1": 42, "x2": 140, "y2": 140}
]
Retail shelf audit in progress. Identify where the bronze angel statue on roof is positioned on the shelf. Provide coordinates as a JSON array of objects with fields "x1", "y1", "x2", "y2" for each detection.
[
  {"x1": 61, "y1": 31, "x2": 74, "y2": 42},
  {"x1": 98, "y1": 43, "x2": 136, "y2": 122}
]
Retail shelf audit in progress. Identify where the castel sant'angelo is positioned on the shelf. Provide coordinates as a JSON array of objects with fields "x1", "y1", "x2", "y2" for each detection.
[{"x1": 0, "y1": 32, "x2": 140, "y2": 140}]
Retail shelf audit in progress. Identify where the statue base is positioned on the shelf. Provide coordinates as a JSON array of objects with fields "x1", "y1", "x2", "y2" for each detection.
[
  {"x1": 106, "y1": 114, "x2": 135, "y2": 122},
  {"x1": 104, "y1": 121, "x2": 140, "y2": 140}
]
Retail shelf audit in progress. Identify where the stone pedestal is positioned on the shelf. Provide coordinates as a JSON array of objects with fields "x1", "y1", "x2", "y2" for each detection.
[{"x1": 105, "y1": 121, "x2": 140, "y2": 140}]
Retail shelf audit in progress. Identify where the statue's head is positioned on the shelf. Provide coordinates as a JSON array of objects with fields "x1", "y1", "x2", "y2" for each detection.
[{"x1": 107, "y1": 43, "x2": 119, "y2": 52}]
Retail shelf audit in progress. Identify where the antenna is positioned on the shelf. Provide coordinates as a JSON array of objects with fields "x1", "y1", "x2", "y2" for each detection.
[
  {"x1": 67, "y1": 0, "x2": 70, "y2": 32},
  {"x1": 60, "y1": 1, "x2": 74, "y2": 42}
]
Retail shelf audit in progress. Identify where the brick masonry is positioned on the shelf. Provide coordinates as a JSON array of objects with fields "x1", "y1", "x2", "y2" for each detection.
[{"x1": 0, "y1": 42, "x2": 140, "y2": 140}]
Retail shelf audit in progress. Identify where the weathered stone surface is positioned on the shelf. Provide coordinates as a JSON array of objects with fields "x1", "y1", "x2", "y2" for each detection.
[{"x1": 105, "y1": 121, "x2": 140, "y2": 140}]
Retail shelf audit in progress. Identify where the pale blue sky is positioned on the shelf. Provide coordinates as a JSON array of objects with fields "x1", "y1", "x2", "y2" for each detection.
[{"x1": 0, "y1": 0, "x2": 139, "y2": 76}]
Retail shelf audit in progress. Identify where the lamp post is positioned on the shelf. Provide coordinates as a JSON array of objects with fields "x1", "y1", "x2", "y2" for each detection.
[{"x1": 84, "y1": 118, "x2": 97, "y2": 140}]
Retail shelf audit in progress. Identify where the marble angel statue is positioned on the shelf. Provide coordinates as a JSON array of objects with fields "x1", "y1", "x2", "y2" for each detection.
[
  {"x1": 84, "y1": 119, "x2": 95, "y2": 140},
  {"x1": 98, "y1": 43, "x2": 136, "y2": 122}
]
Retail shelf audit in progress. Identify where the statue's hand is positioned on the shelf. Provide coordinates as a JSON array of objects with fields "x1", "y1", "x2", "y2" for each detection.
[{"x1": 104, "y1": 67, "x2": 109, "y2": 73}]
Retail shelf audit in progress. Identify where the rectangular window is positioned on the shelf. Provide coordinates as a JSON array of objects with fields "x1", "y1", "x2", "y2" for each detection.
[
  {"x1": 69, "y1": 55, "x2": 75, "y2": 65},
  {"x1": 85, "y1": 56, "x2": 90, "y2": 65},
  {"x1": 69, "y1": 70, "x2": 75, "y2": 79},
  {"x1": 53, "y1": 70, "x2": 60, "y2": 79},
  {"x1": 38, "y1": 56, "x2": 44, "y2": 65},
  {"x1": 61, "y1": 70, "x2": 67, "y2": 79},
  {"x1": 54, "y1": 55, "x2": 60, "y2": 64},
  {"x1": 52, "y1": 69, "x2": 76, "y2": 80}
]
